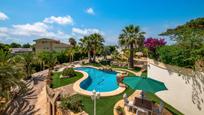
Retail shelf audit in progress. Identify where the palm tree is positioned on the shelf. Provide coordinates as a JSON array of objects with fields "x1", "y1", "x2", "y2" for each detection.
[
  {"x1": 69, "y1": 37, "x2": 77, "y2": 47},
  {"x1": 0, "y1": 50, "x2": 25, "y2": 110},
  {"x1": 0, "y1": 49, "x2": 13, "y2": 66},
  {"x1": 119, "y1": 25, "x2": 145, "y2": 68},
  {"x1": 80, "y1": 33, "x2": 104, "y2": 63},
  {"x1": 41, "y1": 52, "x2": 58, "y2": 84},
  {"x1": 80, "y1": 36, "x2": 93, "y2": 63},
  {"x1": 15, "y1": 52, "x2": 35, "y2": 80},
  {"x1": 66, "y1": 47, "x2": 78, "y2": 62},
  {"x1": 101, "y1": 46, "x2": 111, "y2": 60},
  {"x1": 89, "y1": 33, "x2": 104, "y2": 62}
]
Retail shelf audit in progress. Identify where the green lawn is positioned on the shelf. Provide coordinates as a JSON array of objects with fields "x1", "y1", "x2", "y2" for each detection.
[
  {"x1": 73, "y1": 87, "x2": 135, "y2": 115},
  {"x1": 71, "y1": 88, "x2": 182, "y2": 115},
  {"x1": 141, "y1": 70, "x2": 147, "y2": 77},
  {"x1": 51, "y1": 71, "x2": 83, "y2": 88}
]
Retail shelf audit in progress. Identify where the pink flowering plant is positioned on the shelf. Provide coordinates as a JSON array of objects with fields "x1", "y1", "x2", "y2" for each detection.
[{"x1": 144, "y1": 38, "x2": 166, "y2": 58}]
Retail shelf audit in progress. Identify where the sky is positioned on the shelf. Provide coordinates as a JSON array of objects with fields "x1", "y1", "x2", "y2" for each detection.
[{"x1": 0, "y1": 0, "x2": 204, "y2": 45}]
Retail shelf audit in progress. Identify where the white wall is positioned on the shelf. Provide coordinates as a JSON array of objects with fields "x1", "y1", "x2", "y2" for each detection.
[{"x1": 148, "y1": 62, "x2": 204, "y2": 115}]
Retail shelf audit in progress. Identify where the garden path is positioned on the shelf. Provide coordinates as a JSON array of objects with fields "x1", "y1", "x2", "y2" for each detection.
[{"x1": 3, "y1": 70, "x2": 48, "y2": 115}]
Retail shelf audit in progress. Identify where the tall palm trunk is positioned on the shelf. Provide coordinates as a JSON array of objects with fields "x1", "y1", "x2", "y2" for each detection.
[
  {"x1": 25, "y1": 64, "x2": 31, "y2": 79},
  {"x1": 129, "y1": 43, "x2": 134, "y2": 69},
  {"x1": 69, "y1": 55, "x2": 72, "y2": 62},
  {"x1": 93, "y1": 50, "x2": 96, "y2": 63},
  {"x1": 88, "y1": 50, "x2": 92, "y2": 63}
]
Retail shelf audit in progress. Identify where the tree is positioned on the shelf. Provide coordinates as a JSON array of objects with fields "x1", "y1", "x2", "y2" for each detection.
[
  {"x1": 89, "y1": 33, "x2": 104, "y2": 62},
  {"x1": 160, "y1": 17, "x2": 204, "y2": 49},
  {"x1": 22, "y1": 43, "x2": 31, "y2": 48},
  {"x1": 0, "y1": 43, "x2": 10, "y2": 51},
  {"x1": 15, "y1": 52, "x2": 36, "y2": 79},
  {"x1": 159, "y1": 17, "x2": 204, "y2": 69},
  {"x1": 56, "y1": 51, "x2": 69, "y2": 64},
  {"x1": 101, "y1": 46, "x2": 111, "y2": 60},
  {"x1": 79, "y1": 33, "x2": 104, "y2": 63},
  {"x1": 80, "y1": 36, "x2": 92, "y2": 63},
  {"x1": 40, "y1": 52, "x2": 58, "y2": 83},
  {"x1": 156, "y1": 45, "x2": 194, "y2": 67},
  {"x1": 118, "y1": 25, "x2": 145, "y2": 68},
  {"x1": 66, "y1": 46, "x2": 78, "y2": 62},
  {"x1": 10, "y1": 42, "x2": 21, "y2": 48},
  {"x1": 144, "y1": 38, "x2": 166, "y2": 59},
  {"x1": 69, "y1": 37, "x2": 77, "y2": 47},
  {"x1": 107, "y1": 45, "x2": 117, "y2": 54},
  {"x1": 0, "y1": 50, "x2": 25, "y2": 109}
]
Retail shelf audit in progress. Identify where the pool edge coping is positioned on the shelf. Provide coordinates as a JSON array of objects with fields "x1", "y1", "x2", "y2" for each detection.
[{"x1": 73, "y1": 66, "x2": 126, "y2": 97}]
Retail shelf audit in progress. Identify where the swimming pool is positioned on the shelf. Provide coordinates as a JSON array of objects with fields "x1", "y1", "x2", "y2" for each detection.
[{"x1": 75, "y1": 67, "x2": 119, "y2": 92}]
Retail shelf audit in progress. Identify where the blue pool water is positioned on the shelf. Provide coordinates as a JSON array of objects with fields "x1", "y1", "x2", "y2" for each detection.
[{"x1": 75, "y1": 67, "x2": 119, "y2": 92}]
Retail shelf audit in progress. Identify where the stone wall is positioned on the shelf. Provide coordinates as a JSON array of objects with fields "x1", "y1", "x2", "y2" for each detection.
[{"x1": 148, "y1": 59, "x2": 204, "y2": 115}]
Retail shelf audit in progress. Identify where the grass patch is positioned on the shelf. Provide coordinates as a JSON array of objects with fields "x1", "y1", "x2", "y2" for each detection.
[
  {"x1": 72, "y1": 88, "x2": 182, "y2": 115},
  {"x1": 141, "y1": 70, "x2": 147, "y2": 77},
  {"x1": 73, "y1": 87, "x2": 135, "y2": 115},
  {"x1": 111, "y1": 65, "x2": 141, "y2": 72},
  {"x1": 51, "y1": 71, "x2": 83, "y2": 88},
  {"x1": 145, "y1": 92, "x2": 183, "y2": 115},
  {"x1": 133, "y1": 67, "x2": 141, "y2": 72}
]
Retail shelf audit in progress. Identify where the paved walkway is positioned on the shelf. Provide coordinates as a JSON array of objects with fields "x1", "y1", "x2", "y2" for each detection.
[
  {"x1": 113, "y1": 68, "x2": 143, "y2": 76},
  {"x1": 3, "y1": 70, "x2": 48, "y2": 115},
  {"x1": 113, "y1": 90, "x2": 141, "y2": 115},
  {"x1": 53, "y1": 84, "x2": 76, "y2": 96}
]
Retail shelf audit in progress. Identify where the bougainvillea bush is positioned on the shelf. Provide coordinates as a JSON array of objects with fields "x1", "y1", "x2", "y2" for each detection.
[{"x1": 144, "y1": 38, "x2": 166, "y2": 59}]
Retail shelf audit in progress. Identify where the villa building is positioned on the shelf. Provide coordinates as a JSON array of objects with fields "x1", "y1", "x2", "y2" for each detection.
[
  {"x1": 33, "y1": 38, "x2": 70, "y2": 52},
  {"x1": 10, "y1": 48, "x2": 33, "y2": 54}
]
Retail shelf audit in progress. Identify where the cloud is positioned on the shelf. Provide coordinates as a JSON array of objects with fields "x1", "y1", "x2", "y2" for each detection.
[
  {"x1": 86, "y1": 8, "x2": 95, "y2": 15},
  {"x1": 0, "y1": 27, "x2": 9, "y2": 37},
  {"x1": 43, "y1": 16, "x2": 73, "y2": 25},
  {"x1": 0, "y1": 11, "x2": 8, "y2": 21},
  {"x1": 0, "y1": 22, "x2": 72, "y2": 44},
  {"x1": 0, "y1": 15, "x2": 75, "y2": 43},
  {"x1": 12, "y1": 22, "x2": 50, "y2": 36},
  {"x1": 72, "y1": 27, "x2": 103, "y2": 36}
]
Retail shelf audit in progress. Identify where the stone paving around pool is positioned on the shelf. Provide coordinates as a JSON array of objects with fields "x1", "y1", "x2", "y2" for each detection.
[{"x1": 53, "y1": 84, "x2": 76, "y2": 96}]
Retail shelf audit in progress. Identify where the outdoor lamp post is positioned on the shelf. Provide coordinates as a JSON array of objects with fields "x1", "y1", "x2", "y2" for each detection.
[{"x1": 91, "y1": 90, "x2": 100, "y2": 115}]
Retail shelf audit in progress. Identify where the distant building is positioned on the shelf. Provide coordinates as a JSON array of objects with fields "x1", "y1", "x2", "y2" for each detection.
[
  {"x1": 33, "y1": 38, "x2": 69, "y2": 52},
  {"x1": 11, "y1": 48, "x2": 32, "y2": 54}
]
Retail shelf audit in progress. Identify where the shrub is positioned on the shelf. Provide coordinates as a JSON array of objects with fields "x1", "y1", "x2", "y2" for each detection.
[
  {"x1": 156, "y1": 45, "x2": 195, "y2": 68},
  {"x1": 144, "y1": 38, "x2": 166, "y2": 59},
  {"x1": 56, "y1": 51, "x2": 68, "y2": 64},
  {"x1": 60, "y1": 95, "x2": 84, "y2": 113},
  {"x1": 62, "y1": 68, "x2": 76, "y2": 77},
  {"x1": 116, "y1": 106, "x2": 125, "y2": 115},
  {"x1": 100, "y1": 60, "x2": 111, "y2": 65}
]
